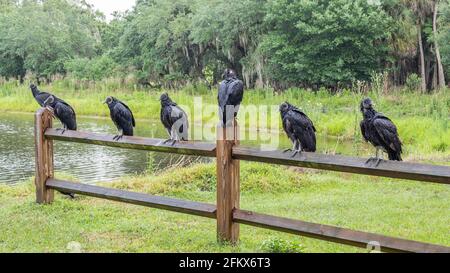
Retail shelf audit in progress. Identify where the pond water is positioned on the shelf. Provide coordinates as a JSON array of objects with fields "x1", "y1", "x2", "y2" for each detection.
[{"x1": 0, "y1": 112, "x2": 361, "y2": 185}]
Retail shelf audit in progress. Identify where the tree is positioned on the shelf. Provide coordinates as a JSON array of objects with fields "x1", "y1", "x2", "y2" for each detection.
[
  {"x1": 0, "y1": 0, "x2": 102, "y2": 80},
  {"x1": 403, "y1": 0, "x2": 434, "y2": 92},
  {"x1": 262, "y1": 0, "x2": 391, "y2": 88},
  {"x1": 432, "y1": 0, "x2": 446, "y2": 88},
  {"x1": 437, "y1": 0, "x2": 450, "y2": 82},
  {"x1": 190, "y1": 0, "x2": 268, "y2": 87}
]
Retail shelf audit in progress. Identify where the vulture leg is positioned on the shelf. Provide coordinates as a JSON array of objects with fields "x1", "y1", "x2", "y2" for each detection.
[
  {"x1": 283, "y1": 141, "x2": 295, "y2": 153},
  {"x1": 113, "y1": 130, "x2": 123, "y2": 141},
  {"x1": 373, "y1": 148, "x2": 383, "y2": 167},
  {"x1": 291, "y1": 140, "x2": 302, "y2": 158},
  {"x1": 365, "y1": 148, "x2": 383, "y2": 167},
  {"x1": 55, "y1": 127, "x2": 66, "y2": 135},
  {"x1": 169, "y1": 127, "x2": 178, "y2": 146},
  {"x1": 163, "y1": 129, "x2": 176, "y2": 145},
  {"x1": 283, "y1": 141, "x2": 297, "y2": 154},
  {"x1": 162, "y1": 129, "x2": 172, "y2": 144}
]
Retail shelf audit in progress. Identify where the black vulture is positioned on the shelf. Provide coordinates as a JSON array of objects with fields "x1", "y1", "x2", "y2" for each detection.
[
  {"x1": 104, "y1": 97, "x2": 135, "y2": 141},
  {"x1": 42, "y1": 95, "x2": 77, "y2": 134},
  {"x1": 360, "y1": 98, "x2": 402, "y2": 167},
  {"x1": 31, "y1": 86, "x2": 77, "y2": 198},
  {"x1": 30, "y1": 84, "x2": 52, "y2": 107},
  {"x1": 160, "y1": 93, "x2": 189, "y2": 146},
  {"x1": 218, "y1": 69, "x2": 244, "y2": 127},
  {"x1": 280, "y1": 102, "x2": 317, "y2": 157}
]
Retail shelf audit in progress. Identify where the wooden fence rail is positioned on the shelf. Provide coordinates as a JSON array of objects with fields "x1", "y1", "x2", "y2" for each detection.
[{"x1": 34, "y1": 108, "x2": 450, "y2": 253}]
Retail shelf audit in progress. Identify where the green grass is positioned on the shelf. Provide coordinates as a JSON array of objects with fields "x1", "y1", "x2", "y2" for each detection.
[
  {"x1": 0, "y1": 81, "x2": 448, "y2": 252},
  {"x1": 0, "y1": 81, "x2": 449, "y2": 158},
  {"x1": 0, "y1": 162, "x2": 449, "y2": 253}
]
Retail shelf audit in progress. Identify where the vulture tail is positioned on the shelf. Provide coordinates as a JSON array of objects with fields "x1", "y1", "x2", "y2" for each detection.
[{"x1": 388, "y1": 151, "x2": 402, "y2": 161}]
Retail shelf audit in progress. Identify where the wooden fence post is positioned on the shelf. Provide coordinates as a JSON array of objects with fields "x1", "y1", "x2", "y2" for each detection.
[
  {"x1": 216, "y1": 120, "x2": 240, "y2": 244},
  {"x1": 34, "y1": 108, "x2": 54, "y2": 204}
]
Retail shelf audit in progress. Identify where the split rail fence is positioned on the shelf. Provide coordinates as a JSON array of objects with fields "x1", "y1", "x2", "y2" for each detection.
[{"x1": 34, "y1": 108, "x2": 450, "y2": 253}]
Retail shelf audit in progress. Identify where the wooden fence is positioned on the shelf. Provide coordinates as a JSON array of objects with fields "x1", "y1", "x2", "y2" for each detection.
[{"x1": 34, "y1": 108, "x2": 450, "y2": 253}]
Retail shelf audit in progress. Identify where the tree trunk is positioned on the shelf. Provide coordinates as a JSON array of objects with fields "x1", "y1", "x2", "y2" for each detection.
[
  {"x1": 418, "y1": 23, "x2": 427, "y2": 93},
  {"x1": 433, "y1": 0, "x2": 446, "y2": 89}
]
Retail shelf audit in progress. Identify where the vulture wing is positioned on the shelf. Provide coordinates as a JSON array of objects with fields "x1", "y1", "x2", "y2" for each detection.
[
  {"x1": 373, "y1": 115, "x2": 402, "y2": 153},
  {"x1": 54, "y1": 101, "x2": 77, "y2": 130}
]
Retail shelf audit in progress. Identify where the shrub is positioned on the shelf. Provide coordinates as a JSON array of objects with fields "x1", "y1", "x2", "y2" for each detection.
[
  {"x1": 260, "y1": 238, "x2": 304, "y2": 253},
  {"x1": 65, "y1": 56, "x2": 118, "y2": 81},
  {"x1": 405, "y1": 74, "x2": 421, "y2": 91}
]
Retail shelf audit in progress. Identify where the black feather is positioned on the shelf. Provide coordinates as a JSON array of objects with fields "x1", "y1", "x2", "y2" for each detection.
[
  {"x1": 31, "y1": 85, "x2": 77, "y2": 131},
  {"x1": 52, "y1": 99, "x2": 77, "y2": 130},
  {"x1": 160, "y1": 94, "x2": 189, "y2": 141},
  {"x1": 106, "y1": 97, "x2": 135, "y2": 136},
  {"x1": 360, "y1": 98, "x2": 402, "y2": 161},
  {"x1": 280, "y1": 102, "x2": 317, "y2": 152},
  {"x1": 218, "y1": 70, "x2": 244, "y2": 126}
]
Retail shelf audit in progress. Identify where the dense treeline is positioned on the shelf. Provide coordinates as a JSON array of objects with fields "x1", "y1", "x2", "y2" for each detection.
[{"x1": 0, "y1": 0, "x2": 449, "y2": 91}]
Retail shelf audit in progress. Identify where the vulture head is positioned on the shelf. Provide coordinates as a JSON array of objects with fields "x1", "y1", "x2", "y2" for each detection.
[
  {"x1": 360, "y1": 98, "x2": 374, "y2": 113},
  {"x1": 159, "y1": 93, "x2": 174, "y2": 106},
  {"x1": 30, "y1": 83, "x2": 37, "y2": 91},
  {"x1": 103, "y1": 96, "x2": 117, "y2": 106},
  {"x1": 43, "y1": 95, "x2": 55, "y2": 107},
  {"x1": 222, "y1": 69, "x2": 237, "y2": 80},
  {"x1": 279, "y1": 102, "x2": 294, "y2": 116}
]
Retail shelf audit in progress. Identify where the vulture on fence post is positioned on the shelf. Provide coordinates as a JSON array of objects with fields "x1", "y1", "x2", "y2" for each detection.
[
  {"x1": 218, "y1": 69, "x2": 244, "y2": 127},
  {"x1": 31, "y1": 84, "x2": 77, "y2": 134},
  {"x1": 104, "y1": 96, "x2": 135, "y2": 141},
  {"x1": 160, "y1": 93, "x2": 189, "y2": 146},
  {"x1": 280, "y1": 102, "x2": 317, "y2": 157},
  {"x1": 42, "y1": 95, "x2": 77, "y2": 134},
  {"x1": 360, "y1": 98, "x2": 403, "y2": 167},
  {"x1": 31, "y1": 84, "x2": 77, "y2": 198}
]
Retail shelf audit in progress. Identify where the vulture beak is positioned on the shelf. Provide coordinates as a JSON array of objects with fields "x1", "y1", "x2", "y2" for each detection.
[{"x1": 103, "y1": 100, "x2": 107, "y2": 104}]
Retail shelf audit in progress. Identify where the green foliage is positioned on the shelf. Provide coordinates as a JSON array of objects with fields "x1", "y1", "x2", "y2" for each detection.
[
  {"x1": 110, "y1": 162, "x2": 304, "y2": 195},
  {"x1": 0, "y1": 0, "x2": 102, "y2": 80},
  {"x1": 1, "y1": 165, "x2": 449, "y2": 252},
  {"x1": 262, "y1": 0, "x2": 391, "y2": 87},
  {"x1": 438, "y1": 0, "x2": 450, "y2": 79},
  {"x1": 0, "y1": 0, "x2": 449, "y2": 89},
  {"x1": 260, "y1": 237, "x2": 304, "y2": 253},
  {"x1": 405, "y1": 73, "x2": 422, "y2": 91},
  {"x1": 65, "y1": 56, "x2": 118, "y2": 81}
]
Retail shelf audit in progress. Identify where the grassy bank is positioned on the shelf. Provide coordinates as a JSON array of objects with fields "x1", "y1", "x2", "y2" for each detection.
[
  {"x1": 1, "y1": 162, "x2": 449, "y2": 253},
  {"x1": 0, "y1": 81, "x2": 449, "y2": 158}
]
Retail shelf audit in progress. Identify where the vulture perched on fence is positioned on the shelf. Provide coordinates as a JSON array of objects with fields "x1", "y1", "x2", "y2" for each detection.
[
  {"x1": 160, "y1": 93, "x2": 189, "y2": 145},
  {"x1": 280, "y1": 102, "x2": 317, "y2": 157},
  {"x1": 218, "y1": 69, "x2": 244, "y2": 127},
  {"x1": 31, "y1": 84, "x2": 77, "y2": 198},
  {"x1": 42, "y1": 95, "x2": 77, "y2": 133},
  {"x1": 104, "y1": 96, "x2": 135, "y2": 141},
  {"x1": 360, "y1": 98, "x2": 403, "y2": 167}
]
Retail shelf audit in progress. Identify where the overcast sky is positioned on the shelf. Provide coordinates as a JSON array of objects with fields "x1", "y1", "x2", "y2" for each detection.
[{"x1": 85, "y1": 0, "x2": 136, "y2": 21}]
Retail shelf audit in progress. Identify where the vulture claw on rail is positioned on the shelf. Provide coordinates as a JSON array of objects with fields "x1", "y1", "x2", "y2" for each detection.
[{"x1": 113, "y1": 135, "x2": 123, "y2": 141}]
